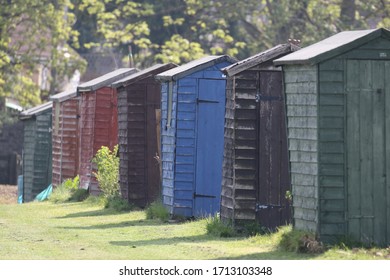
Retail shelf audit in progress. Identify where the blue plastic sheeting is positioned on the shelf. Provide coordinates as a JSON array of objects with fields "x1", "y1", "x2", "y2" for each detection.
[
  {"x1": 34, "y1": 184, "x2": 52, "y2": 202},
  {"x1": 17, "y1": 175, "x2": 23, "y2": 204}
]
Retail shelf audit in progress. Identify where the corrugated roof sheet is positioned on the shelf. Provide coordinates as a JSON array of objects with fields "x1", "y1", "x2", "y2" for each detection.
[
  {"x1": 112, "y1": 63, "x2": 177, "y2": 88},
  {"x1": 155, "y1": 55, "x2": 237, "y2": 81},
  {"x1": 49, "y1": 89, "x2": 77, "y2": 102},
  {"x1": 20, "y1": 101, "x2": 52, "y2": 119},
  {"x1": 275, "y1": 28, "x2": 390, "y2": 65},
  {"x1": 222, "y1": 43, "x2": 299, "y2": 76},
  {"x1": 77, "y1": 68, "x2": 138, "y2": 92}
]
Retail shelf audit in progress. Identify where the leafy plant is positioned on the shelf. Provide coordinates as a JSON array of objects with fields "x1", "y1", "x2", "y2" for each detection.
[
  {"x1": 205, "y1": 215, "x2": 236, "y2": 238},
  {"x1": 146, "y1": 201, "x2": 170, "y2": 222},
  {"x1": 279, "y1": 226, "x2": 324, "y2": 254},
  {"x1": 92, "y1": 145, "x2": 120, "y2": 198},
  {"x1": 104, "y1": 196, "x2": 134, "y2": 212},
  {"x1": 49, "y1": 176, "x2": 82, "y2": 203},
  {"x1": 241, "y1": 221, "x2": 270, "y2": 237}
]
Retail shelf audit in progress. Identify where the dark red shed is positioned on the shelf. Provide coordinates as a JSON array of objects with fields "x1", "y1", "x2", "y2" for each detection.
[
  {"x1": 112, "y1": 63, "x2": 177, "y2": 207},
  {"x1": 77, "y1": 68, "x2": 137, "y2": 194},
  {"x1": 50, "y1": 89, "x2": 80, "y2": 186}
]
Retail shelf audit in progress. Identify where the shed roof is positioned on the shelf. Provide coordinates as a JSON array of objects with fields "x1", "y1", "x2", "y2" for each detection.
[
  {"x1": 77, "y1": 68, "x2": 138, "y2": 92},
  {"x1": 49, "y1": 89, "x2": 77, "y2": 102},
  {"x1": 274, "y1": 28, "x2": 390, "y2": 65},
  {"x1": 155, "y1": 55, "x2": 237, "y2": 81},
  {"x1": 19, "y1": 101, "x2": 52, "y2": 120},
  {"x1": 222, "y1": 43, "x2": 299, "y2": 76},
  {"x1": 112, "y1": 63, "x2": 177, "y2": 88}
]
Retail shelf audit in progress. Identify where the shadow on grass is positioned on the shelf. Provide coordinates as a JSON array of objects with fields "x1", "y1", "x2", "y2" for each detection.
[
  {"x1": 110, "y1": 234, "x2": 247, "y2": 247},
  {"x1": 56, "y1": 209, "x2": 133, "y2": 219},
  {"x1": 213, "y1": 251, "x2": 314, "y2": 260},
  {"x1": 57, "y1": 219, "x2": 168, "y2": 230}
]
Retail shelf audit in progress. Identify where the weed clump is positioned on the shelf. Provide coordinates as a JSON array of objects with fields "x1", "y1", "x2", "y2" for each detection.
[
  {"x1": 104, "y1": 196, "x2": 134, "y2": 212},
  {"x1": 279, "y1": 226, "x2": 324, "y2": 254},
  {"x1": 146, "y1": 201, "x2": 170, "y2": 222},
  {"x1": 205, "y1": 215, "x2": 236, "y2": 238},
  {"x1": 49, "y1": 176, "x2": 86, "y2": 203}
]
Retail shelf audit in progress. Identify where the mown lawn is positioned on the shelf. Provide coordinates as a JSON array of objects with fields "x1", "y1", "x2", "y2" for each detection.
[{"x1": 0, "y1": 199, "x2": 389, "y2": 260}]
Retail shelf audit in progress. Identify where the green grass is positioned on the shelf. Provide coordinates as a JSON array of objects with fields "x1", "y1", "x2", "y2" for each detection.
[{"x1": 0, "y1": 200, "x2": 389, "y2": 260}]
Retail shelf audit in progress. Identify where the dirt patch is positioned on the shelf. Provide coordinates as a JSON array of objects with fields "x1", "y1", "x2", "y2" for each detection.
[{"x1": 0, "y1": 185, "x2": 18, "y2": 204}]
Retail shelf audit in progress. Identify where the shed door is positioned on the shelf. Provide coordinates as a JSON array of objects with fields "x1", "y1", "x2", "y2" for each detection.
[
  {"x1": 256, "y1": 71, "x2": 291, "y2": 229},
  {"x1": 346, "y1": 60, "x2": 390, "y2": 246},
  {"x1": 194, "y1": 79, "x2": 226, "y2": 216}
]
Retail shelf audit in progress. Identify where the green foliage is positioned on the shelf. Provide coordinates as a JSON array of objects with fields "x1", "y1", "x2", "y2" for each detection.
[
  {"x1": 69, "y1": 188, "x2": 89, "y2": 202},
  {"x1": 103, "y1": 196, "x2": 134, "y2": 212},
  {"x1": 279, "y1": 226, "x2": 324, "y2": 254},
  {"x1": 0, "y1": 0, "x2": 86, "y2": 110},
  {"x1": 145, "y1": 201, "x2": 170, "y2": 222},
  {"x1": 49, "y1": 176, "x2": 83, "y2": 203},
  {"x1": 240, "y1": 221, "x2": 270, "y2": 237},
  {"x1": 205, "y1": 215, "x2": 236, "y2": 238},
  {"x1": 92, "y1": 145, "x2": 120, "y2": 199}
]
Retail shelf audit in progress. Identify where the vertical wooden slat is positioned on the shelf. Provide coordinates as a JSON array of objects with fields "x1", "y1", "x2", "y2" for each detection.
[
  {"x1": 372, "y1": 60, "x2": 386, "y2": 245},
  {"x1": 346, "y1": 60, "x2": 361, "y2": 241},
  {"x1": 359, "y1": 60, "x2": 374, "y2": 243},
  {"x1": 385, "y1": 61, "x2": 390, "y2": 245}
]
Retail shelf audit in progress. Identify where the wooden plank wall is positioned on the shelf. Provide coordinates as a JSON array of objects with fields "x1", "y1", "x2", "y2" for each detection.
[
  {"x1": 221, "y1": 76, "x2": 235, "y2": 220},
  {"x1": 119, "y1": 82, "x2": 147, "y2": 206},
  {"x1": 284, "y1": 64, "x2": 319, "y2": 232},
  {"x1": 318, "y1": 58, "x2": 346, "y2": 241},
  {"x1": 23, "y1": 111, "x2": 52, "y2": 202},
  {"x1": 79, "y1": 92, "x2": 96, "y2": 190},
  {"x1": 52, "y1": 98, "x2": 80, "y2": 186},
  {"x1": 22, "y1": 119, "x2": 36, "y2": 201},
  {"x1": 118, "y1": 86, "x2": 129, "y2": 200},
  {"x1": 0, "y1": 121, "x2": 23, "y2": 184},
  {"x1": 161, "y1": 82, "x2": 177, "y2": 214}
]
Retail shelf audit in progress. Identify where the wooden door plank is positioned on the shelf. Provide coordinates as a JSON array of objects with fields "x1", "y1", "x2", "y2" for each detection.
[
  {"x1": 385, "y1": 61, "x2": 390, "y2": 245},
  {"x1": 359, "y1": 60, "x2": 374, "y2": 244},
  {"x1": 372, "y1": 61, "x2": 386, "y2": 245},
  {"x1": 346, "y1": 60, "x2": 361, "y2": 241}
]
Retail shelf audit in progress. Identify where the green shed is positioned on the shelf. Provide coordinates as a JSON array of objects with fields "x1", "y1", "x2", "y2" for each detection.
[
  {"x1": 20, "y1": 102, "x2": 53, "y2": 202},
  {"x1": 274, "y1": 28, "x2": 390, "y2": 246}
]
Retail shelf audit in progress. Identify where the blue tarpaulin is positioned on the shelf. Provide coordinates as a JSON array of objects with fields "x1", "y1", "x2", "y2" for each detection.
[
  {"x1": 17, "y1": 175, "x2": 23, "y2": 204},
  {"x1": 34, "y1": 184, "x2": 52, "y2": 201}
]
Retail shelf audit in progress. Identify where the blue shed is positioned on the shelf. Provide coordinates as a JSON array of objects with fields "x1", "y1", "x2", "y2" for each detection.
[{"x1": 156, "y1": 55, "x2": 236, "y2": 217}]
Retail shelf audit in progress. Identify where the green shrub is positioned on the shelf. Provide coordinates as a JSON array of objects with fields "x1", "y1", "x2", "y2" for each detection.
[
  {"x1": 104, "y1": 196, "x2": 134, "y2": 212},
  {"x1": 241, "y1": 221, "x2": 270, "y2": 237},
  {"x1": 279, "y1": 227, "x2": 324, "y2": 254},
  {"x1": 146, "y1": 201, "x2": 170, "y2": 222},
  {"x1": 49, "y1": 176, "x2": 81, "y2": 203},
  {"x1": 69, "y1": 188, "x2": 89, "y2": 202},
  {"x1": 205, "y1": 215, "x2": 236, "y2": 238},
  {"x1": 92, "y1": 145, "x2": 120, "y2": 198}
]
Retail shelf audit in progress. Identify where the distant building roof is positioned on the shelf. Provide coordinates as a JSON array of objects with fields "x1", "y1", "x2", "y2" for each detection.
[
  {"x1": 155, "y1": 55, "x2": 237, "y2": 81},
  {"x1": 274, "y1": 28, "x2": 390, "y2": 65},
  {"x1": 77, "y1": 68, "x2": 138, "y2": 92}
]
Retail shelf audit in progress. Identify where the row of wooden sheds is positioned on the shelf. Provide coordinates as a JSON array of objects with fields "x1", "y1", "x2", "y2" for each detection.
[{"x1": 19, "y1": 27, "x2": 390, "y2": 246}]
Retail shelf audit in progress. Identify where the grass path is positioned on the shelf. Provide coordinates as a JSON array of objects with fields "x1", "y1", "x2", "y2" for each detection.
[{"x1": 0, "y1": 200, "x2": 389, "y2": 260}]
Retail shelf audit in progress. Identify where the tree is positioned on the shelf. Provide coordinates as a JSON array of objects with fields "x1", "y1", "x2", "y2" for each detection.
[{"x1": 0, "y1": 0, "x2": 86, "y2": 110}]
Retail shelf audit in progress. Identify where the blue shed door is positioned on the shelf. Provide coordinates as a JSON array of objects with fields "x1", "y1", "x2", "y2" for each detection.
[{"x1": 194, "y1": 78, "x2": 226, "y2": 216}]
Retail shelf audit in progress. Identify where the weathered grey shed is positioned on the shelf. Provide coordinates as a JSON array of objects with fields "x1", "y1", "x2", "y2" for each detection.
[
  {"x1": 20, "y1": 102, "x2": 53, "y2": 202},
  {"x1": 112, "y1": 63, "x2": 177, "y2": 207},
  {"x1": 156, "y1": 55, "x2": 236, "y2": 217},
  {"x1": 274, "y1": 28, "x2": 390, "y2": 245},
  {"x1": 220, "y1": 44, "x2": 298, "y2": 230}
]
